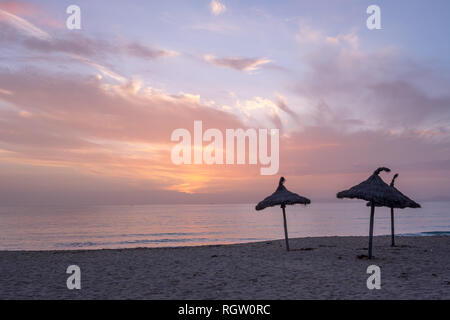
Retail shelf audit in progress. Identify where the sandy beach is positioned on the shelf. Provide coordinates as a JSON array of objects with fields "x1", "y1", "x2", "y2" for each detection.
[{"x1": 0, "y1": 235, "x2": 449, "y2": 299}]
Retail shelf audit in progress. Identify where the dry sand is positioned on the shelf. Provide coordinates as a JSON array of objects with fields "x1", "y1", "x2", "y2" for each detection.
[{"x1": 0, "y1": 235, "x2": 449, "y2": 299}]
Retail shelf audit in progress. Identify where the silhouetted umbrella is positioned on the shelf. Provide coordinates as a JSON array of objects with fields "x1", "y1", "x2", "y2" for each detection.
[
  {"x1": 256, "y1": 177, "x2": 311, "y2": 251},
  {"x1": 337, "y1": 167, "x2": 406, "y2": 258},
  {"x1": 366, "y1": 174, "x2": 421, "y2": 246}
]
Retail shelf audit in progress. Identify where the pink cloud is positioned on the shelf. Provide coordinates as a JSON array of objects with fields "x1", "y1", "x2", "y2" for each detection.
[
  {"x1": 203, "y1": 54, "x2": 272, "y2": 72},
  {"x1": 0, "y1": 0, "x2": 62, "y2": 28}
]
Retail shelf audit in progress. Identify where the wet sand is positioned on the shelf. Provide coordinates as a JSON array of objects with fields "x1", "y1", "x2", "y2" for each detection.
[{"x1": 0, "y1": 235, "x2": 449, "y2": 299}]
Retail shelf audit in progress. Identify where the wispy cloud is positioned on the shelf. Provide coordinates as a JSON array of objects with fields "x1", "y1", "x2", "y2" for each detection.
[
  {"x1": 188, "y1": 22, "x2": 238, "y2": 34},
  {"x1": 71, "y1": 55, "x2": 128, "y2": 83},
  {"x1": 0, "y1": 88, "x2": 13, "y2": 95},
  {"x1": 203, "y1": 54, "x2": 271, "y2": 72},
  {"x1": 210, "y1": 0, "x2": 226, "y2": 16},
  {"x1": 0, "y1": 1, "x2": 62, "y2": 28},
  {"x1": 296, "y1": 21, "x2": 358, "y2": 49},
  {"x1": 0, "y1": 1, "x2": 37, "y2": 16},
  {"x1": 126, "y1": 42, "x2": 179, "y2": 59},
  {"x1": 295, "y1": 22, "x2": 322, "y2": 45},
  {"x1": 0, "y1": 8, "x2": 50, "y2": 40},
  {"x1": 0, "y1": 9, "x2": 178, "y2": 62}
]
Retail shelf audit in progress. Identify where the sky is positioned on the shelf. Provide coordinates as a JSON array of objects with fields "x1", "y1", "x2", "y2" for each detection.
[{"x1": 0, "y1": 0, "x2": 449, "y2": 205}]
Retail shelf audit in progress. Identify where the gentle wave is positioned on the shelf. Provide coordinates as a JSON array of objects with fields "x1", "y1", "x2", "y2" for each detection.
[
  {"x1": 56, "y1": 238, "x2": 212, "y2": 248},
  {"x1": 56, "y1": 237, "x2": 265, "y2": 248},
  {"x1": 70, "y1": 231, "x2": 223, "y2": 239},
  {"x1": 398, "y1": 231, "x2": 450, "y2": 237},
  {"x1": 58, "y1": 232, "x2": 450, "y2": 248}
]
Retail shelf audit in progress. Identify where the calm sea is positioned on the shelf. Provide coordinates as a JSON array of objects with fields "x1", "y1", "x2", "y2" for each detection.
[{"x1": 0, "y1": 201, "x2": 449, "y2": 251}]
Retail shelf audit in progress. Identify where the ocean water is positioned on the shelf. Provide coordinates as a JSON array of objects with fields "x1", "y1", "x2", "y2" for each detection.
[{"x1": 0, "y1": 201, "x2": 449, "y2": 251}]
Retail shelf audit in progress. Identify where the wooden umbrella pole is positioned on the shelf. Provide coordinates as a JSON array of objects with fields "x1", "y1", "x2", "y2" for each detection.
[
  {"x1": 391, "y1": 207, "x2": 395, "y2": 247},
  {"x1": 281, "y1": 205, "x2": 290, "y2": 252},
  {"x1": 368, "y1": 203, "x2": 375, "y2": 259}
]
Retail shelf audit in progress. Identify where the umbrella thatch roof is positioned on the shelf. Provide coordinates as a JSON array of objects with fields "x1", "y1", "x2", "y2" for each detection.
[
  {"x1": 366, "y1": 173, "x2": 421, "y2": 209},
  {"x1": 255, "y1": 177, "x2": 311, "y2": 211},
  {"x1": 336, "y1": 167, "x2": 415, "y2": 208}
]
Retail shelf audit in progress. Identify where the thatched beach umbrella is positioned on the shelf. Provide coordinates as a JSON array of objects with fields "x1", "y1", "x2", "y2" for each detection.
[
  {"x1": 366, "y1": 174, "x2": 421, "y2": 247},
  {"x1": 337, "y1": 167, "x2": 408, "y2": 258},
  {"x1": 256, "y1": 177, "x2": 311, "y2": 251}
]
